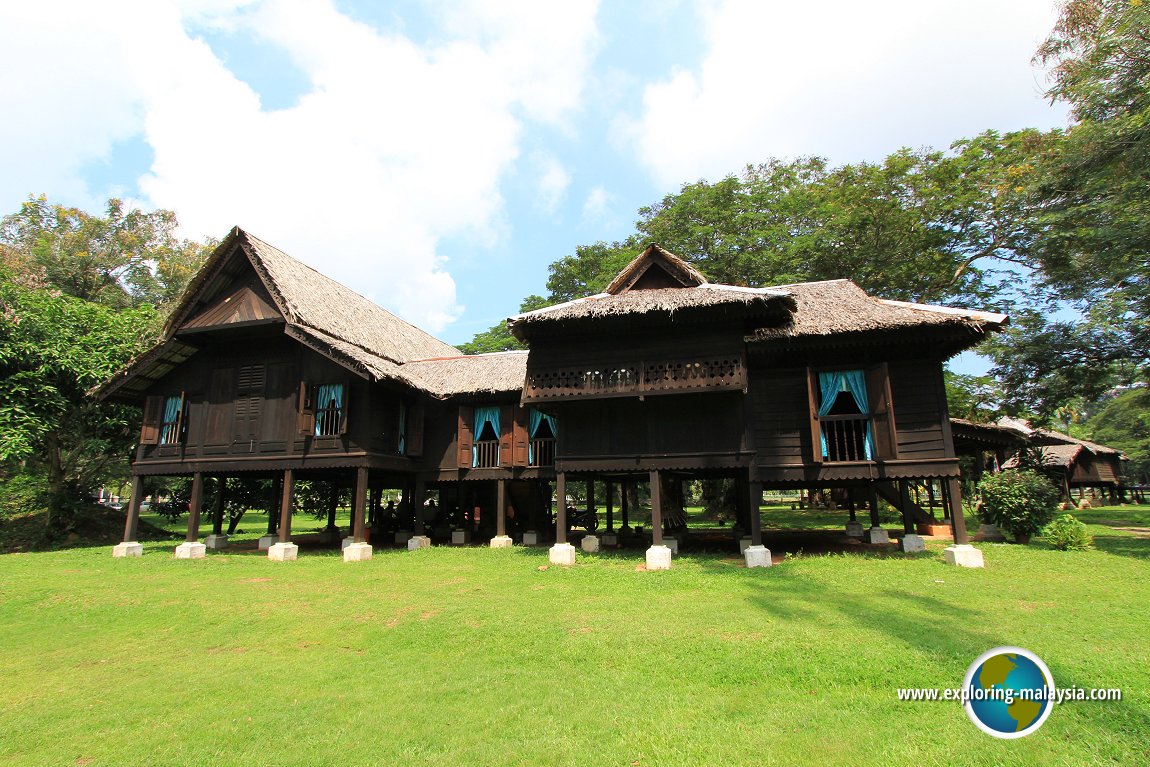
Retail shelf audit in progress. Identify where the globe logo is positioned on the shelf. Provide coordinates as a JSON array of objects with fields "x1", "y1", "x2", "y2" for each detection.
[{"x1": 963, "y1": 646, "x2": 1054, "y2": 738}]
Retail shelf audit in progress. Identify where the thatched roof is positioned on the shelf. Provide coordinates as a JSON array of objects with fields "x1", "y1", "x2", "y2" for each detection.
[
  {"x1": 97, "y1": 228, "x2": 461, "y2": 401},
  {"x1": 400, "y1": 351, "x2": 528, "y2": 398},
  {"x1": 950, "y1": 418, "x2": 1030, "y2": 450},
  {"x1": 995, "y1": 417, "x2": 1124, "y2": 457},
  {"x1": 510, "y1": 284, "x2": 794, "y2": 339},
  {"x1": 604, "y1": 244, "x2": 707, "y2": 293},
  {"x1": 749, "y1": 279, "x2": 1007, "y2": 342}
]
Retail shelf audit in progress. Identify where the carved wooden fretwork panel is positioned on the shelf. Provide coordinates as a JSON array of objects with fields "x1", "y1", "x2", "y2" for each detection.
[{"x1": 524, "y1": 354, "x2": 746, "y2": 402}]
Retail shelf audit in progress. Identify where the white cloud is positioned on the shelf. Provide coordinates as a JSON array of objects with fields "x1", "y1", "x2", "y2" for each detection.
[
  {"x1": 581, "y1": 185, "x2": 610, "y2": 224},
  {"x1": 616, "y1": 0, "x2": 1070, "y2": 187},
  {"x1": 0, "y1": 0, "x2": 600, "y2": 332},
  {"x1": 531, "y1": 153, "x2": 572, "y2": 215}
]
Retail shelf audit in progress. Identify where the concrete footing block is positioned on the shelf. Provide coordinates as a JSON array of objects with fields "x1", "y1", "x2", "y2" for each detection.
[
  {"x1": 342, "y1": 541, "x2": 373, "y2": 562},
  {"x1": 600, "y1": 532, "x2": 618, "y2": 547},
  {"x1": 663, "y1": 538, "x2": 679, "y2": 555},
  {"x1": 845, "y1": 520, "x2": 866, "y2": 538},
  {"x1": 549, "y1": 542, "x2": 576, "y2": 566},
  {"x1": 581, "y1": 535, "x2": 600, "y2": 553},
  {"x1": 204, "y1": 534, "x2": 229, "y2": 550},
  {"x1": 977, "y1": 523, "x2": 1005, "y2": 542},
  {"x1": 112, "y1": 541, "x2": 143, "y2": 557},
  {"x1": 944, "y1": 544, "x2": 985, "y2": 568},
  {"x1": 451, "y1": 530, "x2": 470, "y2": 545},
  {"x1": 738, "y1": 536, "x2": 753, "y2": 554},
  {"x1": 744, "y1": 544, "x2": 772, "y2": 568},
  {"x1": 174, "y1": 542, "x2": 206, "y2": 559},
  {"x1": 867, "y1": 527, "x2": 891, "y2": 544},
  {"x1": 258, "y1": 534, "x2": 278, "y2": 550},
  {"x1": 522, "y1": 530, "x2": 540, "y2": 546},
  {"x1": 407, "y1": 535, "x2": 431, "y2": 550},
  {"x1": 900, "y1": 533, "x2": 927, "y2": 553},
  {"x1": 268, "y1": 542, "x2": 298, "y2": 561},
  {"x1": 645, "y1": 545, "x2": 672, "y2": 571},
  {"x1": 395, "y1": 531, "x2": 412, "y2": 545},
  {"x1": 490, "y1": 535, "x2": 513, "y2": 549},
  {"x1": 341, "y1": 536, "x2": 356, "y2": 551}
]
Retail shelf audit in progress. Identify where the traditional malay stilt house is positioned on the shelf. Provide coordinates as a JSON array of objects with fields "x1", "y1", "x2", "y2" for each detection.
[{"x1": 100, "y1": 230, "x2": 1006, "y2": 568}]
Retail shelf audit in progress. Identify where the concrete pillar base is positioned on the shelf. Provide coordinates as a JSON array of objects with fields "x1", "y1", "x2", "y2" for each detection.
[
  {"x1": 663, "y1": 538, "x2": 679, "y2": 555},
  {"x1": 204, "y1": 534, "x2": 229, "y2": 550},
  {"x1": 845, "y1": 520, "x2": 866, "y2": 538},
  {"x1": 490, "y1": 535, "x2": 513, "y2": 549},
  {"x1": 451, "y1": 530, "x2": 471, "y2": 545},
  {"x1": 900, "y1": 533, "x2": 927, "y2": 553},
  {"x1": 174, "y1": 542, "x2": 206, "y2": 559},
  {"x1": 944, "y1": 544, "x2": 985, "y2": 568},
  {"x1": 319, "y1": 526, "x2": 342, "y2": 545},
  {"x1": 522, "y1": 530, "x2": 540, "y2": 546},
  {"x1": 867, "y1": 527, "x2": 891, "y2": 544},
  {"x1": 738, "y1": 536, "x2": 753, "y2": 554},
  {"x1": 341, "y1": 536, "x2": 356, "y2": 550},
  {"x1": 258, "y1": 534, "x2": 278, "y2": 550},
  {"x1": 407, "y1": 535, "x2": 431, "y2": 550},
  {"x1": 395, "y1": 531, "x2": 412, "y2": 545},
  {"x1": 601, "y1": 532, "x2": 618, "y2": 547},
  {"x1": 268, "y1": 542, "x2": 298, "y2": 561},
  {"x1": 645, "y1": 545, "x2": 672, "y2": 571},
  {"x1": 744, "y1": 544, "x2": 772, "y2": 568},
  {"x1": 342, "y1": 541, "x2": 373, "y2": 562},
  {"x1": 112, "y1": 541, "x2": 143, "y2": 557},
  {"x1": 977, "y1": 523, "x2": 1006, "y2": 542},
  {"x1": 581, "y1": 535, "x2": 600, "y2": 553},
  {"x1": 549, "y1": 542, "x2": 576, "y2": 566}
]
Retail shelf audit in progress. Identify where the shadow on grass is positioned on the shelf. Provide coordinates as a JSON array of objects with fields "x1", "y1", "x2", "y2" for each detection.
[{"x1": 1090, "y1": 533, "x2": 1150, "y2": 560}]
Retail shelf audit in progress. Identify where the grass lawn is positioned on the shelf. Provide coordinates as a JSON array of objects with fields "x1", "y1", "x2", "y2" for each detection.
[{"x1": 0, "y1": 508, "x2": 1147, "y2": 766}]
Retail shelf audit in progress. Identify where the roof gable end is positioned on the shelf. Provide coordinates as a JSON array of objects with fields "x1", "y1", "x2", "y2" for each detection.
[{"x1": 605, "y1": 244, "x2": 707, "y2": 294}]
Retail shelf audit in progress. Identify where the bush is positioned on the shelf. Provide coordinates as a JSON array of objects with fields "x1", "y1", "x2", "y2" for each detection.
[
  {"x1": 1043, "y1": 514, "x2": 1094, "y2": 551},
  {"x1": 977, "y1": 469, "x2": 1060, "y2": 543},
  {"x1": 0, "y1": 473, "x2": 49, "y2": 520}
]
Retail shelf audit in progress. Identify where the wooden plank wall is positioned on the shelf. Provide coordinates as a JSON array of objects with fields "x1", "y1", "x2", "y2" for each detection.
[
  {"x1": 747, "y1": 368, "x2": 810, "y2": 467},
  {"x1": 888, "y1": 360, "x2": 948, "y2": 459}
]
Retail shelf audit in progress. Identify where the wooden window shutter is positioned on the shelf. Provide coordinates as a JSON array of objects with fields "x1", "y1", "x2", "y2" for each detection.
[
  {"x1": 175, "y1": 391, "x2": 187, "y2": 443},
  {"x1": 338, "y1": 383, "x2": 349, "y2": 435},
  {"x1": 297, "y1": 381, "x2": 315, "y2": 435},
  {"x1": 457, "y1": 406, "x2": 473, "y2": 468},
  {"x1": 805, "y1": 368, "x2": 823, "y2": 463},
  {"x1": 512, "y1": 407, "x2": 529, "y2": 467},
  {"x1": 140, "y1": 395, "x2": 163, "y2": 445},
  {"x1": 407, "y1": 402, "x2": 425, "y2": 457},
  {"x1": 207, "y1": 367, "x2": 234, "y2": 444},
  {"x1": 499, "y1": 405, "x2": 514, "y2": 467},
  {"x1": 866, "y1": 363, "x2": 899, "y2": 460}
]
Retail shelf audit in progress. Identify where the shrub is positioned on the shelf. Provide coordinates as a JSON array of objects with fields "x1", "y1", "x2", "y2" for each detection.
[
  {"x1": 1043, "y1": 514, "x2": 1094, "y2": 551},
  {"x1": 977, "y1": 469, "x2": 1060, "y2": 543}
]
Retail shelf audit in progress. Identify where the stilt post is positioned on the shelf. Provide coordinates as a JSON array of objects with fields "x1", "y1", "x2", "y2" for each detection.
[
  {"x1": 649, "y1": 470, "x2": 664, "y2": 546},
  {"x1": 278, "y1": 469, "x2": 295, "y2": 542},
  {"x1": 186, "y1": 472, "x2": 204, "y2": 542},
  {"x1": 352, "y1": 467, "x2": 368, "y2": 543}
]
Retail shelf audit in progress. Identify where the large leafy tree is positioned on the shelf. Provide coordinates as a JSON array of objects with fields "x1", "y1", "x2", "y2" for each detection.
[
  {"x1": 0, "y1": 270, "x2": 155, "y2": 527},
  {"x1": 1085, "y1": 387, "x2": 1150, "y2": 484},
  {"x1": 990, "y1": 0, "x2": 1150, "y2": 418}
]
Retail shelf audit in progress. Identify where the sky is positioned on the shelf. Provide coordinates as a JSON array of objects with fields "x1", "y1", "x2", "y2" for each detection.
[{"x1": 0, "y1": 0, "x2": 1070, "y2": 356}]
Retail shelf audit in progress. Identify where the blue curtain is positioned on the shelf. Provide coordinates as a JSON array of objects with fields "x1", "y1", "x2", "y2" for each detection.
[
  {"x1": 315, "y1": 383, "x2": 345, "y2": 436},
  {"x1": 817, "y1": 370, "x2": 874, "y2": 459},
  {"x1": 398, "y1": 403, "x2": 407, "y2": 454},
  {"x1": 527, "y1": 409, "x2": 557, "y2": 463},
  {"x1": 472, "y1": 406, "x2": 501, "y2": 466},
  {"x1": 162, "y1": 395, "x2": 182, "y2": 443}
]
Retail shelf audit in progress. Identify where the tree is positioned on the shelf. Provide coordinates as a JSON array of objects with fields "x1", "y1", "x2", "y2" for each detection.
[
  {"x1": 1085, "y1": 386, "x2": 1150, "y2": 484},
  {"x1": 945, "y1": 371, "x2": 1006, "y2": 422},
  {"x1": 456, "y1": 295, "x2": 552, "y2": 354},
  {"x1": 991, "y1": 0, "x2": 1150, "y2": 419},
  {"x1": 0, "y1": 196, "x2": 214, "y2": 310},
  {"x1": 0, "y1": 270, "x2": 155, "y2": 527}
]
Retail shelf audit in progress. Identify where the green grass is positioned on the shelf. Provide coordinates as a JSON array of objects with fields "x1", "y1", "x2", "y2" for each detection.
[{"x1": 1, "y1": 508, "x2": 1148, "y2": 766}]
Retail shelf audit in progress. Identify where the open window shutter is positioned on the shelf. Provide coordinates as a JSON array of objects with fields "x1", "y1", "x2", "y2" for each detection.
[
  {"x1": 140, "y1": 395, "x2": 163, "y2": 445},
  {"x1": 806, "y1": 369, "x2": 823, "y2": 463},
  {"x1": 338, "y1": 383, "x2": 349, "y2": 435},
  {"x1": 207, "y1": 368, "x2": 234, "y2": 444},
  {"x1": 175, "y1": 391, "x2": 187, "y2": 443},
  {"x1": 407, "y1": 402, "x2": 425, "y2": 457},
  {"x1": 297, "y1": 381, "x2": 314, "y2": 435},
  {"x1": 457, "y1": 406, "x2": 473, "y2": 468},
  {"x1": 499, "y1": 405, "x2": 514, "y2": 467},
  {"x1": 512, "y1": 407, "x2": 529, "y2": 466},
  {"x1": 866, "y1": 363, "x2": 899, "y2": 459}
]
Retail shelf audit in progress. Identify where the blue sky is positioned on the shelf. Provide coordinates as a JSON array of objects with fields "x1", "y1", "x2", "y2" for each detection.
[{"x1": 0, "y1": 0, "x2": 1068, "y2": 363}]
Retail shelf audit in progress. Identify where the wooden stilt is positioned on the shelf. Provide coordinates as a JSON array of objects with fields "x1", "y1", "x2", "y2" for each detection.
[
  {"x1": 649, "y1": 470, "x2": 664, "y2": 546},
  {"x1": 748, "y1": 479, "x2": 763, "y2": 547},
  {"x1": 278, "y1": 469, "x2": 295, "y2": 542},
  {"x1": 413, "y1": 478, "x2": 427, "y2": 535},
  {"x1": 620, "y1": 482, "x2": 630, "y2": 530},
  {"x1": 352, "y1": 467, "x2": 368, "y2": 543},
  {"x1": 496, "y1": 479, "x2": 507, "y2": 538},
  {"x1": 868, "y1": 484, "x2": 881, "y2": 528},
  {"x1": 899, "y1": 480, "x2": 914, "y2": 534},
  {"x1": 555, "y1": 473, "x2": 568, "y2": 545},
  {"x1": 211, "y1": 476, "x2": 226, "y2": 536},
  {"x1": 122, "y1": 475, "x2": 143, "y2": 543},
  {"x1": 947, "y1": 478, "x2": 969, "y2": 545},
  {"x1": 186, "y1": 472, "x2": 204, "y2": 542},
  {"x1": 605, "y1": 480, "x2": 615, "y2": 532}
]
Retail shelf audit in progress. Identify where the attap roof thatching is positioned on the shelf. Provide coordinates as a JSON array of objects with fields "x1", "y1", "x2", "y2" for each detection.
[
  {"x1": 995, "y1": 417, "x2": 1124, "y2": 457},
  {"x1": 400, "y1": 351, "x2": 528, "y2": 398}
]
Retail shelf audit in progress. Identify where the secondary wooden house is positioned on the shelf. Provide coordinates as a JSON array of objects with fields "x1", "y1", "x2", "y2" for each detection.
[
  {"x1": 993, "y1": 417, "x2": 1128, "y2": 503},
  {"x1": 102, "y1": 231, "x2": 1006, "y2": 568}
]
